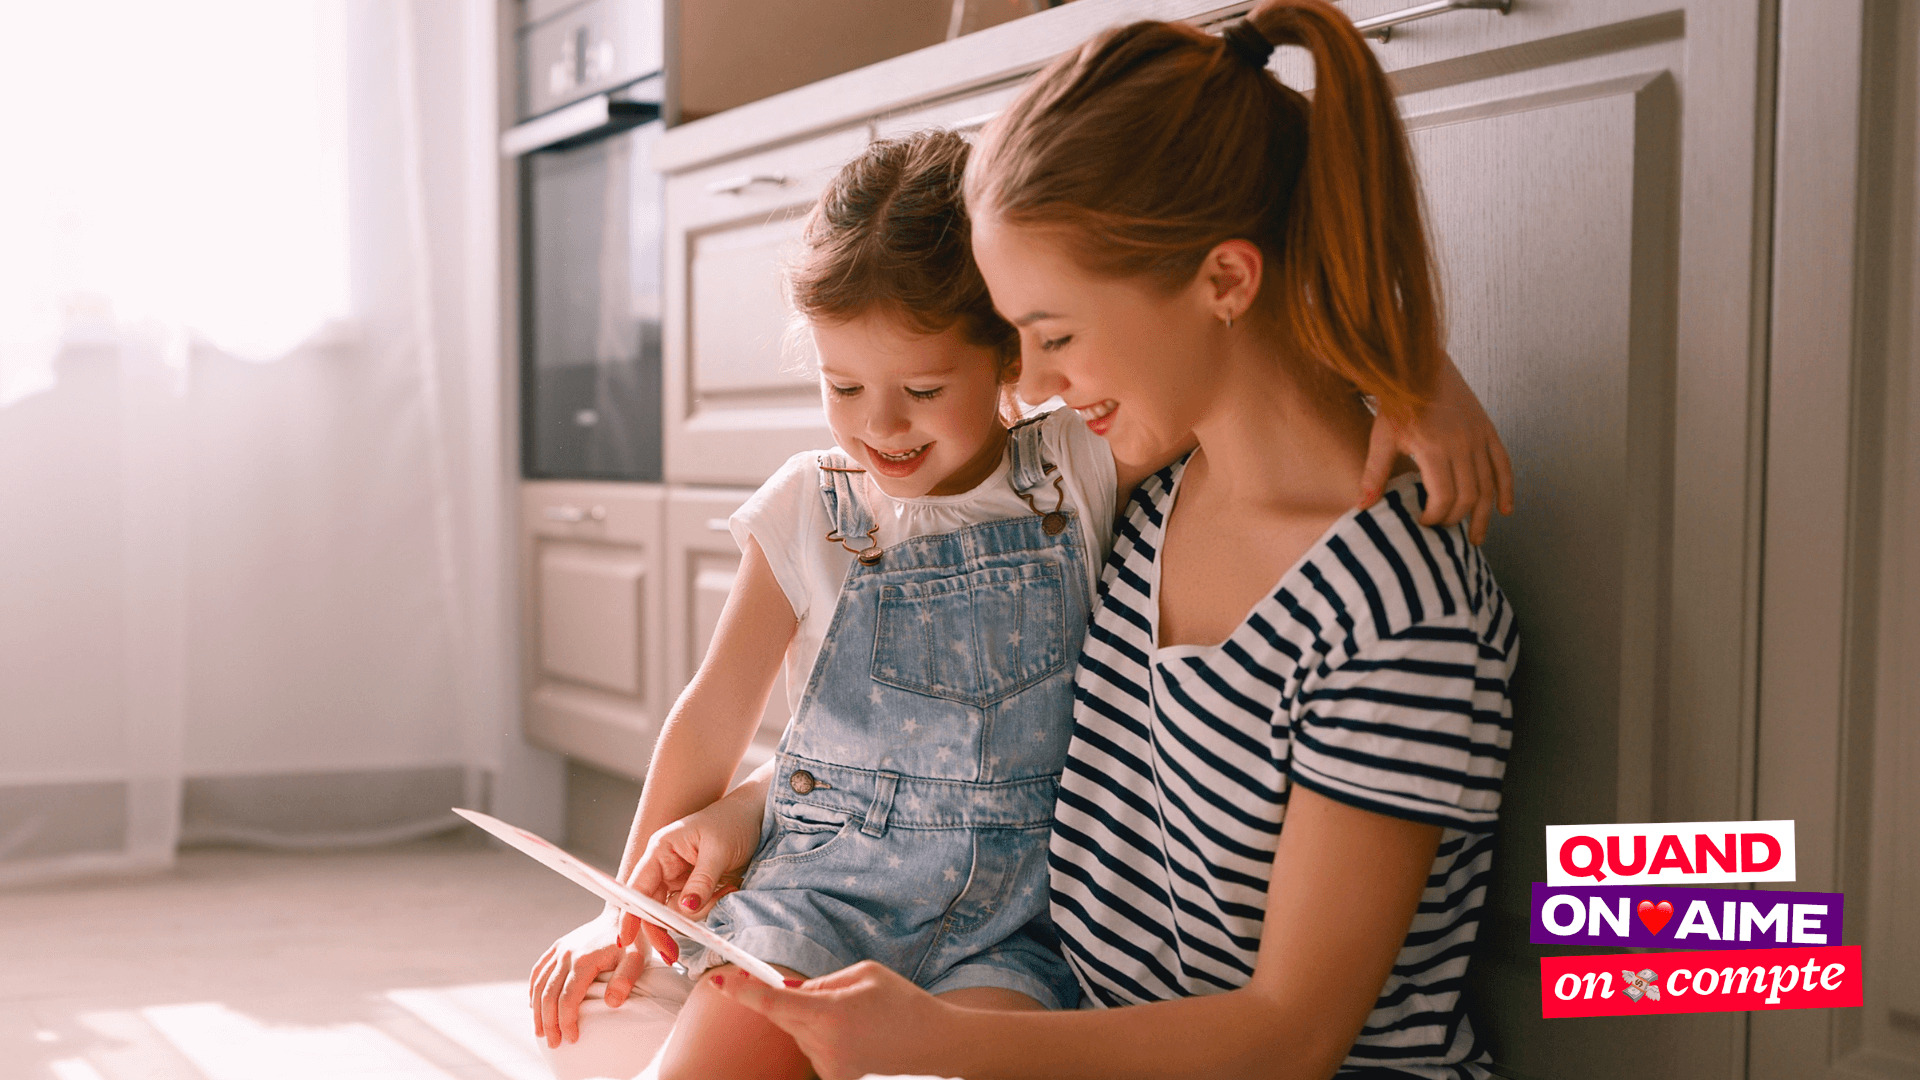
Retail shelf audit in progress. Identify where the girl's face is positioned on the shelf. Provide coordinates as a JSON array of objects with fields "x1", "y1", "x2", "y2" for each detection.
[
  {"x1": 969, "y1": 217, "x2": 1218, "y2": 467},
  {"x1": 812, "y1": 312, "x2": 1010, "y2": 499}
]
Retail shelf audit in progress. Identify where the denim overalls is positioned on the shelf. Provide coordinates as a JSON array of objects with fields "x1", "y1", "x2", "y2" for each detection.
[{"x1": 700, "y1": 417, "x2": 1089, "y2": 1009}]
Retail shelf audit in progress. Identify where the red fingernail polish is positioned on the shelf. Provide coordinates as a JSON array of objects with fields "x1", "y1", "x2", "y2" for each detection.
[
  {"x1": 784, "y1": 978, "x2": 805, "y2": 988},
  {"x1": 683, "y1": 895, "x2": 700, "y2": 910},
  {"x1": 711, "y1": 974, "x2": 725, "y2": 988}
]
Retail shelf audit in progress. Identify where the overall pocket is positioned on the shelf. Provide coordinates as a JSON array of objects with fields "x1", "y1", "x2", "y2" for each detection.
[
  {"x1": 747, "y1": 805, "x2": 857, "y2": 876},
  {"x1": 871, "y1": 561, "x2": 1068, "y2": 707}
]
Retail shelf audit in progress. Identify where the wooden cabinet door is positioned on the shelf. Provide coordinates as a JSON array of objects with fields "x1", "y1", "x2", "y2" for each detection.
[
  {"x1": 869, "y1": 80, "x2": 1024, "y2": 142},
  {"x1": 661, "y1": 126, "x2": 869, "y2": 485},
  {"x1": 521, "y1": 482, "x2": 667, "y2": 779},
  {"x1": 663, "y1": 488, "x2": 792, "y2": 783},
  {"x1": 1749, "y1": 2, "x2": 1918, "y2": 1075},
  {"x1": 1315, "y1": 1, "x2": 1767, "y2": 1076}
]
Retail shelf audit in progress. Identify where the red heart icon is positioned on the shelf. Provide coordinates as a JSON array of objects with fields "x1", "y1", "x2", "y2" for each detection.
[{"x1": 1637, "y1": 899, "x2": 1673, "y2": 936}]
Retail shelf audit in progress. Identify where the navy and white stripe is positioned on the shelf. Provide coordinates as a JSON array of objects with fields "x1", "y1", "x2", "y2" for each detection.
[{"x1": 1050, "y1": 461, "x2": 1518, "y2": 1079}]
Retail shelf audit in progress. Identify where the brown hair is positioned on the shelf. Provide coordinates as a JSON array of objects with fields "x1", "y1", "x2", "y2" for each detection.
[
  {"x1": 789, "y1": 129, "x2": 1018, "y2": 372},
  {"x1": 967, "y1": 0, "x2": 1443, "y2": 417}
]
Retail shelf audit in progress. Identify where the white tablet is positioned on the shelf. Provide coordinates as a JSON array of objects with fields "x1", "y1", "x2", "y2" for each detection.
[{"x1": 453, "y1": 807, "x2": 788, "y2": 988}]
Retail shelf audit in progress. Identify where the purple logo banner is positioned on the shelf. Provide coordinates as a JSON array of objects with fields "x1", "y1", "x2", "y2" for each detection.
[{"x1": 1529, "y1": 883, "x2": 1845, "y2": 950}]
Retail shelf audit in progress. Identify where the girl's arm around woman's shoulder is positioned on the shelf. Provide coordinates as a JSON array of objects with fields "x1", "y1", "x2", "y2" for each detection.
[
  {"x1": 1356, "y1": 354, "x2": 1514, "y2": 545},
  {"x1": 717, "y1": 786, "x2": 1439, "y2": 1080},
  {"x1": 1100, "y1": 354, "x2": 1515, "y2": 544}
]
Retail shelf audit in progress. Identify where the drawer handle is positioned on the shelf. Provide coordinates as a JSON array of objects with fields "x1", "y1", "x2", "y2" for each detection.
[
  {"x1": 706, "y1": 518, "x2": 732, "y2": 533},
  {"x1": 706, "y1": 173, "x2": 793, "y2": 195},
  {"x1": 544, "y1": 504, "x2": 608, "y2": 523},
  {"x1": 1352, "y1": 0, "x2": 1509, "y2": 42}
]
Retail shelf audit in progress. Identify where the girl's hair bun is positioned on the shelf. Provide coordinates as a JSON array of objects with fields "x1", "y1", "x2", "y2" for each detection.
[{"x1": 788, "y1": 130, "x2": 1017, "y2": 370}]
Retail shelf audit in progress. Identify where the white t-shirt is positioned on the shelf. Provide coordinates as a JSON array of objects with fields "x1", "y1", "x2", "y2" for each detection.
[{"x1": 730, "y1": 407, "x2": 1117, "y2": 715}]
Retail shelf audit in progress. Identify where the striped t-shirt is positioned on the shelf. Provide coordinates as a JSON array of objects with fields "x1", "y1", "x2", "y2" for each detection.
[{"x1": 1049, "y1": 461, "x2": 1518, "y2": 1079}]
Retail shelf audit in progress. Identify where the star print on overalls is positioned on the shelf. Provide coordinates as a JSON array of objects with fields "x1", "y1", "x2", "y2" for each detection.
[{"x1": 698, "y1": 418, "x2": 1088, "y2": 1011}]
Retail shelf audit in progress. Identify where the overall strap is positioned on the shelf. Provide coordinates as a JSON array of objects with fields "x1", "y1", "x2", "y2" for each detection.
[
  {"x1": 1005, "y1": 412, "x2": 1058, "y2": 495},
  {"x1": 1007, "y1": 412, "x2": 1071, "y2": 536},
  {"x1": 817, "y1": 451, "x2": 882, "y2": 565}
]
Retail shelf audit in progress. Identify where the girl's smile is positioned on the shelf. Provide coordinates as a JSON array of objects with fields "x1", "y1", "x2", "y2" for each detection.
[
  {"x1": 863, "y1": 440, "x2": 934, "y2": 477},
  {"x1": 811, "y1": 312, "x2": 1011, "y2": 499}
]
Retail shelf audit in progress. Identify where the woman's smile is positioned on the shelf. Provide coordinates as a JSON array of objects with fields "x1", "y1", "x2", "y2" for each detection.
[{"x1": 1071, "y1": 400, "x2": 1118, "y2": 435}]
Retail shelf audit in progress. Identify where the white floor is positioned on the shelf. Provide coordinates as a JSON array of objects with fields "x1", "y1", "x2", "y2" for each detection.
[{"x1": 0, "y1": 835, "x2": 602, "y2": 1080}]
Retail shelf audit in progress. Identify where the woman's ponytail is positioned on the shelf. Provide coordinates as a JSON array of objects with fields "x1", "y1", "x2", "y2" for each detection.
[
  {"x1": 1249, "y1": 0, "x2": 1443, "y2": 416},
  {"x1": 969, "y1": 0, "x2": 1444, "y2": 417}
]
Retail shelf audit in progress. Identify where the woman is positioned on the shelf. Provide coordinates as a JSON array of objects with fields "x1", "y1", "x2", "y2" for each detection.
[{"x1": 713, "y1": 3, "x2": 1517, "y2": 1078}]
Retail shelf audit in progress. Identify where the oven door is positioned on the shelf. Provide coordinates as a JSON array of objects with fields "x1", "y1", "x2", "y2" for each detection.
[{"x1": 521, "y1": 115, "x2": 664, "y2": 482}]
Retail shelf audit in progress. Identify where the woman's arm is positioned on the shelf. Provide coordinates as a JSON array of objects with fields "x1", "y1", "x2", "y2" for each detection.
[{"x1": 720, "y1": 786, "x2": 1440, "y2": 1080}]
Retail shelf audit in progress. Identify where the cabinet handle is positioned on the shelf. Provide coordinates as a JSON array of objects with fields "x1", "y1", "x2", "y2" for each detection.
[
  {"x1": 706, "y1": 173, "x2": 793, "y2": 195},
  {"x1": 1352, "y1": 0, "x2": 1509, "y2": 42},
  {"x1": 544, "y1": 505, "x2": 608, "y2": 523}
]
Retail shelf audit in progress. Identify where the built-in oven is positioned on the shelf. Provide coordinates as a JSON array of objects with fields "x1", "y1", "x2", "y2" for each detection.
[{"x1": 507, "y1": 0, "x2": 665, "y2": 482}]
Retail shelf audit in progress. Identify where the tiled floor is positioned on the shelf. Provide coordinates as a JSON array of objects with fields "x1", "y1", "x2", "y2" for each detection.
[{"x1": 0, "y1": 835, "x2": 602, "y2": 1080}]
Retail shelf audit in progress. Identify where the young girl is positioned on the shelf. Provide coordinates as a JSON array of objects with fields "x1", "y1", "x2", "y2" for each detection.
[{"x1": 530, "y1": 121, "x2": 1511, "y2": 1078}]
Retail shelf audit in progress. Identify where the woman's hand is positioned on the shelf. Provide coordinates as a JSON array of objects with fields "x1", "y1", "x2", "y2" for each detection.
[
  {"x1": 528, "y1": 906, "x2": 649, "y2": 1047},
  {"x1": 617, "y1": 786, "x2": 764, "y2": 954},
  {"x1": 1359, "y1": 355, "x2": 1514, "y2": 544},
  {"x1": 715, "y1": 961, "x2": 953, "y2": 1080}
]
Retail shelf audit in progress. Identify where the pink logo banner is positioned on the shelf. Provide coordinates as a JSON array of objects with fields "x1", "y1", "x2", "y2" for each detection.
[{"x1": 1541, "y1": 945, "x2": 1861, "y2": 1017}]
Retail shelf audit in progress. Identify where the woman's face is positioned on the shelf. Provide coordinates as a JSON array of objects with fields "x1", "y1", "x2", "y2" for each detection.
[
  {"x1": 811, "y1": 312, "x2": 1010, "y2": 499},
  {"x1": 970, "y1": 216, "x2": 1218, "y2": 467}
]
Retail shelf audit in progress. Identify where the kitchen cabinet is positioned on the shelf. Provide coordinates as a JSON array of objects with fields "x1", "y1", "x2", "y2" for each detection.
[
  {"x1": 669, "y1": 0, "x2": 952, "y2": 122},
  {"x1": 662, "y1": 488, "x2": 792, "y2": 782},
  {"x1": 1349, "y1": 2, "x2": 1760, "y2": 1074},
  {"x1": 520, "y1": 482, "x2": 790, "y2": 788},
  {"x1": 661, "y1": 126, "x2": 868, "y2": 485},
  {"x1": 520, "y1": 482, "x2": 667, "y2": 779},
  {"x1": 869, "y1": 79, "x2": 1023, "y2": 141}
]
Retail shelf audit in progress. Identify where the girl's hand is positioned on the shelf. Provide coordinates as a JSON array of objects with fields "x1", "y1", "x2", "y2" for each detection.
[
  {"x1": 528, "y1": 906, "x2": 648, "y2": 1047},
  {"x1": 1359, "y1": 355, "x2": 1514, "y2": 545},
  {"x1": 618, "y1": 791, "x2": 764, "y2": 955},
  {"x1": 714, "y1": 961, "x2": 952, "y2": 1080}
]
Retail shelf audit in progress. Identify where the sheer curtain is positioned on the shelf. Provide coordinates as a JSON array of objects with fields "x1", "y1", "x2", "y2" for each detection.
[{"x1": 0, "y1": 0, "x2": 559, "y2": 885}]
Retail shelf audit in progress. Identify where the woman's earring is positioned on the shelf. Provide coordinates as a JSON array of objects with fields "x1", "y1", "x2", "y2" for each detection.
[{"x1": 1223, "y1": 314, "x2": 1235, "y2": 329}]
